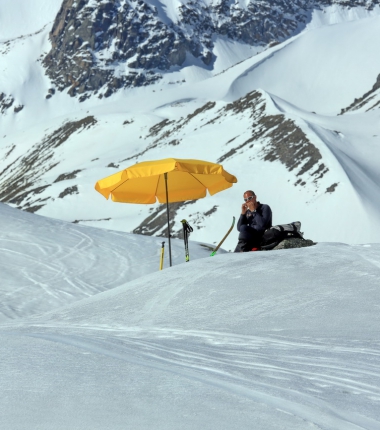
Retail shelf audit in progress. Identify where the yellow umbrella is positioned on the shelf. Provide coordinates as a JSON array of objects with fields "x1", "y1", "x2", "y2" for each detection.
[{"x1": 95, "y1": 158, "x2": 237, "y2": 266}]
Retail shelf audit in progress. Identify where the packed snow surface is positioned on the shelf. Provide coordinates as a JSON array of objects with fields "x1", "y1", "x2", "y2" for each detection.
[
  {"x1": 0, "y1": 203, "x2": 212, "y2": 322},
  {"x1": 1, "y1": 203, "x2": 380, "y2": 429}
]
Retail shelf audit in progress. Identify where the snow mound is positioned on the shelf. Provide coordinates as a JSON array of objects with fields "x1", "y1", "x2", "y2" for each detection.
[
  {"x1": 33, "y1": 242, "x2": 380, "y2": 340},
  {"x1": 0, "y1": 203, "x2": 212, "y2": 322},
  {"x1": 3, "y1": 239, "x2": 379, "y2": 430}
]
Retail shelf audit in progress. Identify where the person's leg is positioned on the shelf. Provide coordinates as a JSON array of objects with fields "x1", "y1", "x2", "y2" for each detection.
[
  {"x1": 234, "y1": 225, "x2": 262, "y2": 252},
  {"x1": 249, "y1": 230, "x2": 262, "y2": 248},
  {"x1": 234, "y1": 239, "x2": 248, "y2": 252}
]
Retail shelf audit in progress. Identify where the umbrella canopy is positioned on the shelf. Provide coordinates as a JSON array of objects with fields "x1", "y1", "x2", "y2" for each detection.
[
  {"x1": 95, "y1": 158, "x2": 237, "y2": 267},
  {"x1": 95, "y1": 158, "x2": 237, "y2": 203}
]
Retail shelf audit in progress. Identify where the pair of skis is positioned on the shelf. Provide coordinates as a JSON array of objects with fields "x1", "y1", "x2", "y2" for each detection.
[{"x1": 160, "y1": 216, "x2": 235, "y2": 269}]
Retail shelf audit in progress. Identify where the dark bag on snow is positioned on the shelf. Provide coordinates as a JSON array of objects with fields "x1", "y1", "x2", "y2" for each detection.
[{"x1": 261, "y1": 221, "x2": 303, "y2": 250}]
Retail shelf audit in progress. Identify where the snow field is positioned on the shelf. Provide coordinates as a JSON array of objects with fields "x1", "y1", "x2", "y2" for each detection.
[{"x1": 1, "y1": 210, "x2": 380, "y2": 429}]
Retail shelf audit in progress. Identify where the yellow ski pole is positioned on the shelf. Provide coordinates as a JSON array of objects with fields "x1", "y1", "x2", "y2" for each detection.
[{"x1": 159, "y1": 241, "x2": 165, "y2": 270}]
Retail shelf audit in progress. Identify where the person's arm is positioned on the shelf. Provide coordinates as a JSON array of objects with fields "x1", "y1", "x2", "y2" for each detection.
[
  {"x1": 237, "y1": 202, "x2": 249, "y2": 231},
  {"x1": 252, "y1": 205, "x2": 272, "y2": 232},
  {"x1": 237, "y1": 214, "x2": 248, "y2": 231}
]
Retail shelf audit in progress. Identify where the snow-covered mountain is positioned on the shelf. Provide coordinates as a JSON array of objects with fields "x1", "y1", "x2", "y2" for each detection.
[
  {"x1": 43, "y1": 0, "x2": 380, "y2": 98},
  {"x1": 1, "y1": 0, "x2": 380, "y2": 250},
  {"x1": 1, "y1": 4, "x2": 380, "y2": 427}
]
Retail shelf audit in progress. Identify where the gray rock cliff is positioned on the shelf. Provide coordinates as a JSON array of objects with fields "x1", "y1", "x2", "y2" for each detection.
[{"x1": 43, "y1": 0, "x2": 380, "y2": 98}]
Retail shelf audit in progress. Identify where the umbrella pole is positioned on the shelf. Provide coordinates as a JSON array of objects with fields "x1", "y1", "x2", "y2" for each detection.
[{"x1": 164, "y1": 173, "x2": 172, "y2": 267}]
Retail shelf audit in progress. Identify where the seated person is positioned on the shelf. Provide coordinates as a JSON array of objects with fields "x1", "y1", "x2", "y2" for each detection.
[{"x1": 234, "y1": 190, "x2": 272, "y2": 252}]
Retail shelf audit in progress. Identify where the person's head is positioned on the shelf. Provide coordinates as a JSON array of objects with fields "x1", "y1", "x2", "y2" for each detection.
[{"x1": 243, "y1": 190, "x2": 256, "y2": 209}]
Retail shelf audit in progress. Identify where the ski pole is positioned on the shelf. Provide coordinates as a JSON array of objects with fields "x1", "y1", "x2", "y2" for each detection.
[
  {"x1": 159, "y1": 241, "x2": 165, "y2": 270},
  {"x1": 181, "y1": 219, "x2": 193, "y2": 262}
]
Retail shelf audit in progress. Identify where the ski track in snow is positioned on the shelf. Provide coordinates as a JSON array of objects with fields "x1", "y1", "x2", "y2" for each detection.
[
  {"x1": 0, "y1": 203, "x2": 212, "y2": 322},
  {"x1": 0, "y1": 204, "x2": 379, "y2": 428},
  {"x1": 0, "y1": 221, "x2": 141, "y2": 319},
  {"x1": 9, "y1": 326, "x2": 380, "y2": 430}
]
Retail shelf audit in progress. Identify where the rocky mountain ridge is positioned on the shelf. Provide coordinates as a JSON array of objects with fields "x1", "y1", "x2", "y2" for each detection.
[
  {"x1": 0, "y1": 90, "x2": 336, "y2": 240},
  {"x1": 43, "y1": 0, "x2": 380, "y2": 99},
  {"x1": 341, "y1": 73, "x2": 380, "y2": 113}
]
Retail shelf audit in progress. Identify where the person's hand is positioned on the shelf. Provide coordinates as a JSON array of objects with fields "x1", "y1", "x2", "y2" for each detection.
[
  {"x1": 241, "y1": 203, "x2": 248, "y2": 215},
  {"x1": 246, "y1": 199, "x2": 257, "y2": 212}
]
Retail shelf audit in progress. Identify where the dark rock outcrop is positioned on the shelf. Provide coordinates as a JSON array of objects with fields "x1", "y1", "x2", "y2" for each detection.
[
  {"x1": 43, "y1": 0, "x2": 380, "y2": 98},
  {"x1": 0, "y1": 93, "x2": 14, "y2": 114},
  {"x1": 0, "y1": 116, "x2": 96, "y2": 212},
  {"x1": 272, "y1": 237, "x2": 316, "y2": 250},
  {"x1": 341, "y1": 74, "x2": 380, "y2": 113},
  {"x1": 44, "y1": 0, "x2": 191, "y2": 97}
]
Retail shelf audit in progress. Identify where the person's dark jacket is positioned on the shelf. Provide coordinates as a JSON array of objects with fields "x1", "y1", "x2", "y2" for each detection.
[{"x1": 237, "y1": 202, "x2": 272, "y2": 234}]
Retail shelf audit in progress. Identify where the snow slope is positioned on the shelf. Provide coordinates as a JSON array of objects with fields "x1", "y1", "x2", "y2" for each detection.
[
  {"x1": 0, "y1": 0, "x2": 62, "y2": 41},
  {"x1": 0, "y1": 202, "x2": 379, "y2": 429},
  {"x1": 227, "y1": 14, "x2": 380, "y2": 114},
  {"x1": 0, "y1": 203, "x2": 212, "y2": 322}
]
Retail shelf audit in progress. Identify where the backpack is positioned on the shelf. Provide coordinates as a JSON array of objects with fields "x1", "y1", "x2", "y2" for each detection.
[{"x1": 261, "y1": 222, "x2": 303, "y2": 250}]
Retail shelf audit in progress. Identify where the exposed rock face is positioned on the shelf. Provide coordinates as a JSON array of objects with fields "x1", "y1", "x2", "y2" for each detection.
[
  {"x1": 0, "y1": 116, "x2": 97, "y2": 213},
  {"x1": 43, "y1": 0, "x2": 380, "y2": 98},
  {"x1": 44, "y1": 0, "x2": 177, "y2": 98},
  {"x1": 0, "y1": 93, "x2": 14, "y2": 114},
  {"x1": 133, "y1": 201, "x2": 196, "y2": 239},
  {"x1": 341, "y1": 73, "x2": 380, "y2": 113},
  {"x1": 136, "y1": 90, "x2": 328, "y2": 188},
  {"x1": 0, "y1": 93, "x2": 23, "y2": 114},
  {"x1": 219, "y1": 91, "x2": 329, "y2": 185}
]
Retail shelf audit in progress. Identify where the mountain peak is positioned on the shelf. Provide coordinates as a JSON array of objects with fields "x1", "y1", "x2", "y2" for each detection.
[{"x1": 43, "y1": 0, "x2": 380, "y2": 99}]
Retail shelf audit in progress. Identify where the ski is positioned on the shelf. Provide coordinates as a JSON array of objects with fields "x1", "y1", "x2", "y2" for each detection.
[{"x1": 210, "y1": 216, "x2": 235, "y2": 256}]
